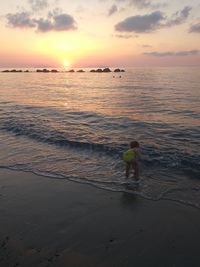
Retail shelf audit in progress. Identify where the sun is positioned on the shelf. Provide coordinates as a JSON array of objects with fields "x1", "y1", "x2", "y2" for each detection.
[{"x1": 63, "y1": 59, "x2": 70, "y2": 68}]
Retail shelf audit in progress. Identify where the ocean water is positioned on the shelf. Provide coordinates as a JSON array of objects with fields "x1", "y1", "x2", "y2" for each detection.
[{"x1": 0, "y1": 67, "x2": 199, "y2": 208}]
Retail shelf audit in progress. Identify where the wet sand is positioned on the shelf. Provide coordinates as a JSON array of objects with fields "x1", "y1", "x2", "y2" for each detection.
[{"x1": 0, "y1": 168, "x2": 200, "y2": 267}]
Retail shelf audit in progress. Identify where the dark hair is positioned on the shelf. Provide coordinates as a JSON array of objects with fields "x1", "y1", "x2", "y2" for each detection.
[{"x1": 130, "y1": 141, "x2": 139, "y2": 148}]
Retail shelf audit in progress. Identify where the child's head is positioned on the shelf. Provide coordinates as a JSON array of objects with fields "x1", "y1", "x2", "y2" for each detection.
[{"x1": 130, "y1": 141, "x2": 139, "y2": 148}]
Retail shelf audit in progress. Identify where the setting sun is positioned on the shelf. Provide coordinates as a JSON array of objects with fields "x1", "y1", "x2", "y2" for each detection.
[{"x1": 63, "y1": 60, "x2": 70, "y2": 68}]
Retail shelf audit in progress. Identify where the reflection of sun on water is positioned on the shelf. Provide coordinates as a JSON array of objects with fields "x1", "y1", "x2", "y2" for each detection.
[{"x1": 63, "y1": 60, "x2": 70, "y2": 68}]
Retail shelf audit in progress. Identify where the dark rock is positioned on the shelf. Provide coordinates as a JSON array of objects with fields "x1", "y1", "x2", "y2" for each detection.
[
  {"x1": 77, "y1": 69, "x2": 85, "y2": 72},
  {"x1": 68, "y1": 69, "x2": 75, "y2": 72},
  {"x1": 114, "y1": 68, "x2": 125, "y2": 72},
  {"x1": 102, "y1": 68, "x2": 111, "y2": 72},
  {"x1": 42, "y1": 69, "x2": 50, "y2": 73},
  {"x1": 51, "y1": 69, "x2": 58, "y2": 73},
  {"x1": 114, "y1": 68, "x2": 121, "y2": 72},
  {"x1": 96, "y1": 68, "x2": 103, "y2": 73},
  {"x1": 36, "y1": 69, "x2": 50, "y2": 73}
]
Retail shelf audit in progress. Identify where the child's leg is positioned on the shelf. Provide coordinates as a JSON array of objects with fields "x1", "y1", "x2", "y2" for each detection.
[
  {"x1": 132, "y1": 161, "x2": 139, "y2": 180},
  {"x1": 125, "y1": 163, "x2": 131, "y2": 178}
]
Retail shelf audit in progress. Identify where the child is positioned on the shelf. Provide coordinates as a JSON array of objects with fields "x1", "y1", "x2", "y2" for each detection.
[{"x1": 123, "y1": 141, "x2": 141, "y2": 181}]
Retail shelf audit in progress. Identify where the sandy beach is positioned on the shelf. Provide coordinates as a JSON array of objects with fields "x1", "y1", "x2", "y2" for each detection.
[{"x1": 0, "y1": 168, "x2": 200, "y2": 267}]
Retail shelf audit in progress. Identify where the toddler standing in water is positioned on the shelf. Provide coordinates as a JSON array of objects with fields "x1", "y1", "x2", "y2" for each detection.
[{"x1": 123, "y1": 141, "x2": 141, "y2": 181}]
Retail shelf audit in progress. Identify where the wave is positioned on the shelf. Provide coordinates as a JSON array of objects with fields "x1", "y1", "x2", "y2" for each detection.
[
  {"x1": 0, "y1": 104, "x2": 199, "y2": 179},
  {"x1": 1, "y1": 120, "x2": 121, "y2": 155},
  {"x1": 0, "y1": 117, "x2": 199, "y2": 178}
]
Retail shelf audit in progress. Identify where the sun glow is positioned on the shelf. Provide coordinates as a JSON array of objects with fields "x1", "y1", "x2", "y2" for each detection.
[{"x1": 63, "y1": 59, "x2": 70, "y2": 68}]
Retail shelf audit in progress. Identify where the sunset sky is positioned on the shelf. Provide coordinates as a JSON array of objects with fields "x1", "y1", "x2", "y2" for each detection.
[{"x1": 0, "y1": 0, "x2": 200, "y2": 68}]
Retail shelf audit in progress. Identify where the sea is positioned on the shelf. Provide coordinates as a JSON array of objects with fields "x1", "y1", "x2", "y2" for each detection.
[{"x1": 0, "y1": 67, "x2": 199, "y2": 208}]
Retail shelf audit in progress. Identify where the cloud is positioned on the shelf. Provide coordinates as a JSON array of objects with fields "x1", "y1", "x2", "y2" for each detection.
[
  {"x1": 6, "y1": 12, "x2": 36, "y2": 28},
  {"x1": 143, "y1": 50, "x2": 199, "y2": 57},
  {"x1": 53, "y1": 14, "x2": 76, "y2": 31},
  {"x1": 165, "y1": 6, "x2": 192, "y2": 27},
  {"x1": 115, "y1": 6, "x2": 192, "y2": 33},
  {"x1": 28, "y1": 0, "x2": 49, "y2": 12},
  {"x1": 33, "y1": 18, "x2": 52, "y2": 31},
  {"x1": 129, "y1": 0, "x2": 155, "y2": 9},
  {"x1": 108, "y1": 4, "x2": 118, "y2": 16},
  {"x1": 189, "y1": 22, "x2": 200, "y2": 33},
  {"x1": 5, "y1": 5, "x2": 77, "y2": 32},
  {"x1": 141, "y1": 44, "x2": 152, "y2": 48},
  {"x1": 115, "y1": 11, "x2": 164, "y2": 32},
  {"x1": 115, "y1": 34, "x2": 133, "y2": 38},
  {"x1": 115, "y1": 0, "x2": 165, "y2": 9},
  {"x1": 6, "y1": 11, "x2": 77, "y2": 32},
  {"x1": 35, "y1": 13, "x2": 77, "y2": 32}
]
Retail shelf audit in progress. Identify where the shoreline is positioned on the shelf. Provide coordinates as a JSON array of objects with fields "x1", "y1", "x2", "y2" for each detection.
[
  {"x1": 1, "y1": 168, "x2": 200, "y2": 266},
  {"x1": 2, "y1": 166, "x2": 200, "y2": 211}
]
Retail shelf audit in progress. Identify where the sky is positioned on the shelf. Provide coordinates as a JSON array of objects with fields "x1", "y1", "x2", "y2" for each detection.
[{"x1": 0, "y1": 0, "x2": 200, "y2": 68}]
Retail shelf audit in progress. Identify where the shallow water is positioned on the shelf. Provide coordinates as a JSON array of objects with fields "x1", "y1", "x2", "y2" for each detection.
[{"x1": 0, "y1": 67, "x2": 199, "y2": 208}]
